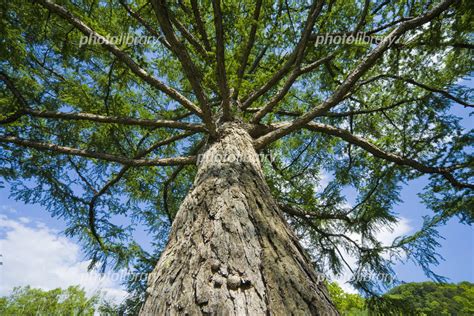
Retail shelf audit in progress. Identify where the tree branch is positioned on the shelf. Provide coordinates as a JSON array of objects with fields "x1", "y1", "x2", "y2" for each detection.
[
  {"x1": 21, "y1": 108, "x2": 206, "y2": 131},
  {"x1": 241, "y1": 0, "x2": 325, "y2": 110},
  {"x1": 234, "y1": 0, "x2": 263, "y2": 99},
  {"x1": 151, "y1": 0, "x2": 216, "y2": 137},
  {"x1": 0, "y1": 135, "x2": 196, "y2": 166},
  {"x1": 34, "y1": 0, "x2": 202, "y2": 117},
  {"x1": 211, "y1": 0, "x2": 231, "y2": 121},
  {"x1": 279, "y1": 202, "x2": 353, "y2": 223},
  {"x1": 324, "y1": 98, "x2": 421, "y2": 118},
  {"x1": 383, "y1": 75, "x2": 473, "y2": 108},
  {"x1": 0, "y1": 71, "x2": 206, "y2": 131},
  {"x1": 169, "y1": 14, "x2": 209, "y2": 60},
  {"x1": 353, "y1": 0, "x2": 370, "y2": 34},
  {"x1": 162, "y1": 138, "x2": 205, "y2": 222},
  {"x1": 251, "y1": 54, "x2": 333, "y2": 123},
  {"x1": 86, "y1": 131, "x2": 195, "y2": 247},
  {"x1": 118, "y1": 0, "x2": 171, "y2": 49},
  {"x1": 254, "y1": 0, "x2": 456, "y2": 148},
  {"x1": 0, "y1": 71, "x2": 29, "y2": 106},
  {"x1": 190, "y1": 0, "x2": 211, "y2": 51},
  {"x1": 299, "y1": 121, "x2": 473, "y2": 190}
]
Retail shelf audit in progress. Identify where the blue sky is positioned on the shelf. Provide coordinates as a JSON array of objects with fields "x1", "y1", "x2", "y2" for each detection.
[{"x1": 393, "y1": 176, "x2": 474, "y2": 283}]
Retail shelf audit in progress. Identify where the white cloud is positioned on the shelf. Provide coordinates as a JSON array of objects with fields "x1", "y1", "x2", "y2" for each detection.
[
  {"x1": 0, "y1": 214, "x2": 128, "y2": 303},
  {"x1": 1, "y1": 205, "x2": 17, "y2": 214},
  {"x1": 312, "y1": 170, "x2": 331, "y2": 193},
  {"x1": 376, "y1": 217, "x2": 412, "y2": 247}
]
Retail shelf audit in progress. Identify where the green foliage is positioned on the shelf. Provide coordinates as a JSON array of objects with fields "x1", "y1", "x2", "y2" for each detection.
[
  {"x1": 0, "y1": 286, "x2": 101, "y2": 316},
  {"x1": 371, "y1": 281, "x2": 474, "y2": 315},
  {"x1": 327, "y1": 282, "x2": 367, "y2": 315},
  {"x1": 328, "y1": 281, "x2": 474, "y2": 315},
  {"x1": 0, "y1": 0, "x2": 472, "y2": 300}
]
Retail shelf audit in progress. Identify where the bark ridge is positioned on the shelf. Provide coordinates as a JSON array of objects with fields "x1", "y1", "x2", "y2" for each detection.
[{"x1": 141, "y1": 123, "x2": 338, "y2": 315}]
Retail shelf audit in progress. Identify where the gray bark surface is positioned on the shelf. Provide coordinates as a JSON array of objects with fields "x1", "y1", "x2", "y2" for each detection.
[{"x1": 140, "y1": 123, "x2": 338, "y2": 315}]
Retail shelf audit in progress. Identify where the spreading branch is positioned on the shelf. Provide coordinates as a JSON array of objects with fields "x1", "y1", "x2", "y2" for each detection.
[
  {"x1": 251, "y1": 54, "x2": 334, "y2": 123},
  {"x1": 211, "y1": 0, "x2": 231, "y2": 120},
  {"x1": 254, "y1": 0, "x2": 456, "y2": 148},
  {"x1": 118, "y1": 0, "x2": 171, "y2": 49},
  {"x1": 151, "y1": 0, "x2": 216, "y2": 137},
  {"x1": 279, "y1": 202, "x2": 353, "y2": 223},
  {"x1": 169, "y1": 14, "x2": 209, "y2": 60},
  {"x1": 34, "y1": 0, "x2": 203, "y2": 117},
  {"x1": 382, "y1": 75, "x2": 473, "y2": 108},
  {"x1": 0, "y1": 71, "x2": 205, "y2": 131},
  {"x1": 20, "y1": 109, "x2": 206, "y2": 131},
  {"x1": 86, "y1": 131, "x2": 196, "y2": 247},
  {"x1": 241, "y1": 0, "x2": 325, "y2": 110},
  {"x1": 323, "y1": 98, "x2": 422, "y2": 118},
  {"x1": 295, "y1": 122, "x2": 472, "y2": 190},
  {"x1": 190, "y1": 0, "x2": 211, "y2": 51},
  {"x1": 0, "y1": 135, "x2": 196, "y2": 166},
  {"x1": 234, "y1": 0, "x2": 263, "y2": 98}
]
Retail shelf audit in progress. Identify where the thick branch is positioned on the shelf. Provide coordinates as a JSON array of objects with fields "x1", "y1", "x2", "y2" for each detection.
[
  {"x1": 254, "y1": 0, "x2": 456, "y2": 148},
  {"x1": 22, "y1": 109, "x2": 206, "y2": 131},
  {"x1": 190, "y1": 0, "x2": 211, "y2": 51},
  {"x1": 0, "y1": 135, "x2": 196, "y2": 166},
  {"x1": 34, "y1": 0, "x2": 202, "y2": 117},
  {"x1": 234, "y1": 0, "x2": 263, "y2": 98},
  {"x1": 241, "y1": 0, "x2": 325, "y2": 110},
  {"x1": 251, "y1": 54, "x2": 333, "y2": 123},
  {"x1": 118, "y1": 0, "x2": 171, "y2": 49},
  {"x1": 211, "y1": 0, "x2": 231, "y2": 120},
  {"x1": 151, "y1": 0, "x2": 216, "y2": 137}
]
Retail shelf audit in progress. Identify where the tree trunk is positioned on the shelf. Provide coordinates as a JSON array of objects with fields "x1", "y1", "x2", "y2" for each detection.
[{"x1": 140, "y1": 123, "x2": 338, "y2": 315}]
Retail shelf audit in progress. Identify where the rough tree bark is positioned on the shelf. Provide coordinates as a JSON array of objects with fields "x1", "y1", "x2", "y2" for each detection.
[{"x1": 140, "y1": 123, "x2": 338, "y2": 315}]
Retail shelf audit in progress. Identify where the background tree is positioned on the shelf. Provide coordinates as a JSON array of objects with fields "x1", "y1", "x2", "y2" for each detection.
[
  {"x1": 326, "y1": 282, "x2": 367, "y2": 315},
  {"x1": 373, "y1": 281, "x2": 474, "y2": 315},
  {"x1": 328, "y1": 281, "x2": 474, "y2": 315},
  {"x1": 0, "y1": 0, "x2": 472, "y2": 314},
  {"x1": 0, "y1": 286, "x2": 101, "y2": 315}
]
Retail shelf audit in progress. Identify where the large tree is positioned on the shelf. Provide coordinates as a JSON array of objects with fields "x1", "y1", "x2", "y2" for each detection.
[{"x1": 0, "y1": 0, "x2": 472, "y2": 314}]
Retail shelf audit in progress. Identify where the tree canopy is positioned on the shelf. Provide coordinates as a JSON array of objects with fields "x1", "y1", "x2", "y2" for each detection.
[
  {"x1": 327, "y1": 281, "x2": 474, "y2": 315},
  {"x1": 326, "y1": 282, "x2": 367, "y2": 315},
  {"x1": 376, "y1": 281, "x2": 474, "y2": 315},
  {"x1": 0, "y1": 286, "x2": 101, "y2": 315},
  {"x1": 0, "y1": 0, "x2": 472, "y2": 301}
]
